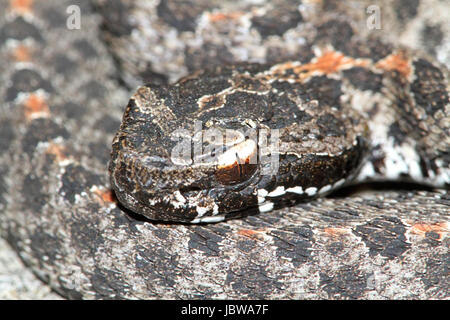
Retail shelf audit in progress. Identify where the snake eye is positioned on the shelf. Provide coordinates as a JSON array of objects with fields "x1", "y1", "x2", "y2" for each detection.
[{"x1": 215, "y1": 139, "x2": 258, "y2": 185}]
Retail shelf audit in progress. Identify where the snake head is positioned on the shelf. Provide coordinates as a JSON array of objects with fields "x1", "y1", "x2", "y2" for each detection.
[{"x1": 109, "y1": 64, "x2": 369, "y2": 223}]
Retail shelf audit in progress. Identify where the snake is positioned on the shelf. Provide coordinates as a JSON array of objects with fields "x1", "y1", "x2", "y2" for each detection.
[{"x1": 0, "y1": 0, "x2": 449, "y2": 299}]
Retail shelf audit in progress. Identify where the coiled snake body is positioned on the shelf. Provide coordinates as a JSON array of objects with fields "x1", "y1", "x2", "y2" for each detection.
[{"x1": 0, "y1": 0, "x2": 449, "y2": 299}]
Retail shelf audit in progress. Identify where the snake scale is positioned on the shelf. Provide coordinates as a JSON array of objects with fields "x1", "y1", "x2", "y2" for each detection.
[{"x1": 0, "y1": 0, "x2": 449, "y2": 299}]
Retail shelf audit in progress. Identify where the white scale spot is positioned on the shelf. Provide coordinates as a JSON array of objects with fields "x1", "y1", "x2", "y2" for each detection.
[
  {"x1": 257, "y1": 189, "x2": 269, "y2": 197},
  {"x1": 257, "y1": 189, "x2": 268, "y2": 203},
  {"x1": 196, "y1": 206, "x2": 209, "y2": 217},
  {"x1": 285, "y1": 186, "x2": 304, "y2": 194},
  {"x1": 333, "y1": 178, "x2": 346, "y2": 188},
  {"x1": 305, "y1": 187, "x2": 317, "y2": 196},
  {"x1": 318, "y1": 184, "x2": 332, "y2": 195},
  {"x1": 174, "y1": 191, "x2": 186, "y2": 203},
  {"x1": 356, "y1": 161, "x2": 376, "y2": 181},
  {"x1": 191, "y1": 215, "x2": 226, "y2": 224},
  {"x1": 401, "y1": 143, "x2": 422, "y2": 180},
  {"x1": 171, "y1": 190, "x2": 187, "y2": 209},
  {"x1": 213, "y1": 203, "x2": 219, "y2": 215},
  {"x1": 267, "y1": 186, "x2": 286, "y2": 197},
  {"x1": 258, "y1": 201, "x2": 274, "y2": 213}
]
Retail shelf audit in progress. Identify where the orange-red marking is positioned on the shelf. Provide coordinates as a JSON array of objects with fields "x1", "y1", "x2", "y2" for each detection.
[
  {"x1": 375, "y1": 51, "x2": 411, "y2": 78},
  {"x1": 93, "y1": 188, "x2": 117, "y2": 204},
  {"x1": 23, "y1": 93, "x2": 50, "y2": 120},
  {"x1": 409, "y1": 222, "x2": 448, "y2": 241},
  {"x1": 323, "y1": 227, "x2": 351, "y2": 238},
  {"x1": 271, "y1": 50, "x2": 368, "y2": 82},
  {"x1": 9, "y1": 0, "x2": 33, "y2": 15},
  {"x1": 238, "y1": 228, "x2": 266, "y2": 241},
  {"x1": 45, "y1": 143, "x2": 68, "y2": 162},
  {"x1": 208, "y1": 11, "x2": 243, "y2": 23},
  {"x1": 12, "y1": 44, "x2": 31, "y2": 62}
]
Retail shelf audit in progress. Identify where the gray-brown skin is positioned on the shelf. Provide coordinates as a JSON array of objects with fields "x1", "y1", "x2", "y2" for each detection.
[{"x1": 0, "y1": 0, "x2": 449, "y2": 299}]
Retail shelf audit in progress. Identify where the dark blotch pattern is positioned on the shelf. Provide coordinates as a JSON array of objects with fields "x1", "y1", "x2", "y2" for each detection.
[
  {"x1": 388, "y1": 122, "x2": 407, "y2": 145},
  {"x1": 22, "y1": 119, "x2": 69, "y2": 156},
  {"x1": 79, "y1": 80, "x2": 107, "y2": 99},
  {"x1": 90, "y1": 267, "x2": 130, "y2": 299},
  {"x1": 420, "y1": 251, "x2": 449, "y2": 292},
  {"x1": 89, "y1": 141, "x2": 113, "y2": 165},
  {"x1": 316, "y1": 19, "x2": 354, "y2": 54},
  {"x1": 271, "y1": 226, "x2": 313, "y2": 267},
  {"x1": 353, "y1": 37, "x2": 394, "y2": 62},
  {"x1": 6, "y1": 69, "x2": 53, "y2": 101},
  {"x1": 266, "y1": 45, "x2": 315, "y2": 65},
  {"x1": 134, "y1": 243, "x2": 183, "y2": 292},
  {"x1": 73, "y1": 39, "x2": 99, "y2": 59},
  {"x1": 0, "y1": 120, "x2": 15, "y2": 151},
  {"x1": 52, "y1": 101, "x2": 86, "y2": 121},
  {"x1": 60, "y1": 164, "x2": 104, "y2": 204},
  {"x1": 157, "y1": 0, "x2": 216, "y2": 33},
  {"x1": 267, "y1": 93, "x2": 312, "y2": 129},
  {"x1": 188, "y1": 226, "x2": 223, "y2": 256},
  {"x1": 53, "y1": 55, "x2": 77, "y2": 76},
  {"x1": 69, "y1": 211, "x2": 105, "y2": 256},
  {"x1": 29, "y1": 226, "x2": 62, "y2": 266},
  {"x1": 40, "y1": 7, "x2": 67, "y2": 28},
  {"x1": 225, "y1": 262, "x2": 284, "y2": 299},
  {"x1": 353, "y1": 216, "x2": 410, "y2": 259},
  {"x1": 0, "y1": 17, "x2": 43, "y2": 43},
  {"x1": 184, "y1": 44, "x2": 234, "y2": 73},
  {"x1": 394, "y1": 0, "x2": 419, "y2": 22},
  {"x1": 299, "y1": 76, "x2": 342, "y2": 109},
  {"x1": 0, "y1": 166, "x2": 7, "y2": 206},
  {"x1": 251, "y1": 6, "x2": 302, "y2": 38},
  {"x1": 95, "y1": 114, "x2": 121, "y2": 134},
  {"x1": 138, "y1": 65, "x2": 168, "y2": 86},
  {"x1": 320, "y1": 267, "x2": 368, "y2": 299},
  {"x1": 342, "y1": 67, "x2": 383, "y2": 92},
  {"x1": 95, "y1": 0, "x2": 135, "y2": 36},
  {"x1": 421, "y1": 24, "x2": 444, "y2": 56},
  {"x1": 316, "y1": 19, "x2": 393, "y2": 61},
  {"x1": 411, "y1": 59, "x2": 449, "y2": 116},
  {"x1": 317, "y1": 113, "x2": 345, "y2": 137},
  {"x1": 21, "y1": 174, "x2": 49, "y2": 211}
]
